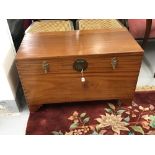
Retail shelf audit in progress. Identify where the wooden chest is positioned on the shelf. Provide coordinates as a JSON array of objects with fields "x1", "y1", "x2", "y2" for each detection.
[{"x1": 16, "y1": 28, "x2": 143, "y2": 112}]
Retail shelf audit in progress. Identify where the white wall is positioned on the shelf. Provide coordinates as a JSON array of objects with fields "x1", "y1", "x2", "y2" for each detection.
[{"x1": 0, "y1": 19, "x2": 19, "y2": 101}]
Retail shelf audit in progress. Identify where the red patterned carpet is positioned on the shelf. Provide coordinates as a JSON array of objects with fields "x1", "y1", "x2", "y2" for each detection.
[{"x1": 26, "y1": 91, "x2": 155, "y2": 135}]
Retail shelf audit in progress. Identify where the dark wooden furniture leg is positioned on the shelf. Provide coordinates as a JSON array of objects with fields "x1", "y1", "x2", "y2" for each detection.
[
  {"x1": 120, "y1": 98, "x2": 133, "y2": 106},
  {"x1": 141, "y1": 19, "x2": 155, "y2": 78},
  {"x1": 29, "y1": 105, "x2": 42, "y2": 112},
  {"x1": 141, "y1": 19, "x2": 152, "y2": 48}
]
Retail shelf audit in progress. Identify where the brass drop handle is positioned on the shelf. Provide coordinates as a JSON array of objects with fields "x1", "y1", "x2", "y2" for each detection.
[
  {"x1": 73, "y1": 59, "x2": 88, "y2": 83},
  {"x1": 42, "y1": 61, "x2": 49, "y2": 73},
  {"x1": 111, "y1": 57, "x2": 118, "y2": 70},
  {"x1": 81, "y1": 69, "x2": 86, "y2": 83}
]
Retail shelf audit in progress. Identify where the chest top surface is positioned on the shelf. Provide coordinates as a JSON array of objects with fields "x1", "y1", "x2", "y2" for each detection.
[{"x1": 16, "y1": 28, "x2": 143, "y2": 60}]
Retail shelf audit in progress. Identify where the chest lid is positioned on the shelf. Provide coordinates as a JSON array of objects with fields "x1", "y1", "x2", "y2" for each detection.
[{"x1": 16, "y1": 28, "x2": 143, "y2": 60}]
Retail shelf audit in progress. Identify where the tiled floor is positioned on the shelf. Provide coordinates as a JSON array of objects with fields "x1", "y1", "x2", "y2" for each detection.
[{"x1": 0, "y1": 41, "x2": 154, "y2": 135}]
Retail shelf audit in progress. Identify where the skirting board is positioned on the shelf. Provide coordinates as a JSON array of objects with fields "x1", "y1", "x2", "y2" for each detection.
[{"x1": 136, "y1": 85, "x2": 155, "y2": 91}]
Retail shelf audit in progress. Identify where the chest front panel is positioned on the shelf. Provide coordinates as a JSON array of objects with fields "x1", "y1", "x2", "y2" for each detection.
[{"x1": 16, "y1": 54, "x2": 142, "y2": 105}]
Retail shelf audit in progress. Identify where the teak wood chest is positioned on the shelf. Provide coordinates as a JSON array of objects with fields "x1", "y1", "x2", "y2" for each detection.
[{"x1": 16, "y1": 28, "x2": 143, "y2": 112}]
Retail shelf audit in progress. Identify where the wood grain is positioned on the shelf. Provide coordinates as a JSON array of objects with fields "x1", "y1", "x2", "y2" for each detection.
[
  {"x1": 16, "y1": 54, "x2": 142, "y2": 75},
  {"x1": 16, "y1": 29, "x2": 143, "y2": 111},
  {"x1": 17, "y1": 54, "x2": 142, "y2": 105},
  {"x1": 16, "y1": 28, "x2": 143, "y2": 60}
]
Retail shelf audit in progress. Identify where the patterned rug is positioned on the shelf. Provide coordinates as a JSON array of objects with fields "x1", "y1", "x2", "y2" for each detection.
[{"x1": 26, "y1": 91, "x2": 155, "y2": 135}]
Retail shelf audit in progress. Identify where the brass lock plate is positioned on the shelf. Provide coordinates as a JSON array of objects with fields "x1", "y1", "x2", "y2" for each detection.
[{"x1": 73, "y1": 59, "x2": 88, "y2": 72}]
